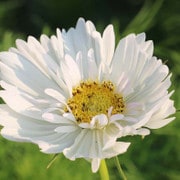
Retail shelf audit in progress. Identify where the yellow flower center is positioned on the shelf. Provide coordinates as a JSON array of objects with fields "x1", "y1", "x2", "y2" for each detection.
[{"x1": 64, "y1": 81, "x2": 125, "y2": 123}]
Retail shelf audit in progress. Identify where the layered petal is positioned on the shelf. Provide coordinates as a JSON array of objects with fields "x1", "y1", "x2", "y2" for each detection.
[
  {"x1": 0, "y1": 105, "x2": 81, "y2": 153},
  {"x1": 0, "y1": 52, "x2": 60, "y2": 96}
]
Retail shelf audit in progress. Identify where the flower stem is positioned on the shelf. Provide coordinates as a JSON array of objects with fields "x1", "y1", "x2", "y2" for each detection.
[
  {"x1": 99, "y1": 159, "x2": 110, "y2": 180},
  {"x1": 46, "y1": 154, "x2": 59, "y2": 169},
  {"x1": 114, "y1": 156, "x2": 127, "y2": 180}
]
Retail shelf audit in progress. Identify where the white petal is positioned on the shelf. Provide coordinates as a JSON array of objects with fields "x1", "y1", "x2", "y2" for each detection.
[
  {"x1": 132, "y1": 110, "x2": 153, "y2": 129},
  {"x1": 75, "y1": 51, "x2": 84, "y2": 79},
  {"x1": 16, "y1": 37, "x2": 60, "y2": 77},
  {"x1": 62, "y1": 18, "x2": 96, "y2": 59},
  {"x1": 40, "y1": 33, "x2": 64, "y2": 63},
  {"x1": 144, "y1": 94, "x2": 175, "y2": 129},
  {"x1": 103, "y1": 141, "x2": 130, "y2": 156},
  {"x1": 0, "y1": 105, "x2": 81, "y2": 154},
  {"x1": 92, "y1": 31, "x2": 103, "y2": 66},
  {"x1": 63, "y1": 113, "x2": 76, "y2": 122},
  {"x1": 125, "y1": 102, "x2": 145, "y2": 116},
  {"x1": 87, "y1": 49, "x2": 98, "y2": 79},
  {"x1": 111, "y1": 34, "x2": 135, "y2": 81},
  {"x1": 91, "y1": 158, "x2": 101, "y2": 173},
  {"x1": 79, "y1": 114, "x2": 109, "y2": 129},
  {"x1": 64, "y1": 124, "x2": 131, "y2": 163},
  {"x1": 61, "y1": 54, "x2": 81, "y2": 93},
  {"x1": 55, "y1": 125, "x2": 78, "y2": 133},
  {"x1": 0, "y1": 104, "x2": 58, "y2": 142},
  {"x1": 111, "y1": 33, "x2": 156, "y2": 99},
  {"x1": 39, "y1": 130, "x2": 80, "y2": 154},
  {"x1": 109, "y1": 114, "x2": 124, "y2": 123},
  {"x1": 136, "y1": 128, "x2": 150, "y2": 136},
  {"x1": 51, "y1": 32, "x2": 64, "y2": 61},
  {"x1": 102, "y1": 25, "x2": 115, "y2": 65},
  {"x1": 78, "y1": 122, "x2": 92, "y2": 129},
  {"x1": 145, "y1": 117, "x2": 175, "y2": 129},
  {"x1": 90, "y1": 114, "x2": 108, "y2": 129},
  {"x1": 136, "y1": 33, "x2": 153, "y2": 57},
  {"x1": 115, "y1": 72, "x2": 133, "y2": 96},
  {"x1": 0, "y1": 52, "x2": 59, "y2": 96},
  {"x1": 0, "y1": 87, "x2": 47, "y2": 119},
  {"x1": 63, "y1": 129, "x2": 96, "y2": 160},
  {"x1": 42, "y1": 113, "x2": 73, "y2": 124},
  {"x1": 45, "y1": 88, "x2": 66, "y2": 104}
]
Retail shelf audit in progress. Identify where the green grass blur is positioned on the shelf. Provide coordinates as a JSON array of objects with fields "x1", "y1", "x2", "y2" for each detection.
[{"x1": 0, "y1": 0, "x2": 179, "y2": 179}]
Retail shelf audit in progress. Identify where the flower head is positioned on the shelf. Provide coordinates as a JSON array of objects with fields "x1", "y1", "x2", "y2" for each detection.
[{"x1": 0, "y1": 18, "x2": 175, "y2": 172}]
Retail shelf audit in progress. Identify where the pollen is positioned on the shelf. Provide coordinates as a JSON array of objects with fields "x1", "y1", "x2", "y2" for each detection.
[{"x1": 64, "y1": 81, "x2": 125, "y2": 123}]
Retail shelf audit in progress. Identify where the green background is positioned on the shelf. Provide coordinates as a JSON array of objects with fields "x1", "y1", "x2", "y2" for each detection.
[{"x1": 0, "y1": 0, "x2": 179, "y2": 179}]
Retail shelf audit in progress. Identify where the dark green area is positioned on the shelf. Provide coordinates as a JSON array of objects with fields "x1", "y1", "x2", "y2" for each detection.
[{"x1": 0, "y1": 0, "x2": 179, "y2": 179}]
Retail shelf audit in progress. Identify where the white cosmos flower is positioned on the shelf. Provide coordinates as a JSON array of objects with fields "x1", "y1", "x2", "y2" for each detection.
[{"x1": 0, "y1": 18, "x2": 175, "y2": 172}]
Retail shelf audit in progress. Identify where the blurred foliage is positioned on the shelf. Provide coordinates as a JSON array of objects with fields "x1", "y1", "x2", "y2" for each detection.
[{"x1": 0, "y1": 0, "x2": 179, "y2": 179}]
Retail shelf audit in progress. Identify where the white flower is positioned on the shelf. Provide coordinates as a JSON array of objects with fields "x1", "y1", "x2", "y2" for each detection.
[{"x1": 0, "y1": 18, "x2": 175, "y2": 172}]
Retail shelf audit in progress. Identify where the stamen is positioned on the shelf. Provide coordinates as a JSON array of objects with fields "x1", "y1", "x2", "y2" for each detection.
[{"x1": 64, "y1": 81, "x2": 125, "y2": 123}]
